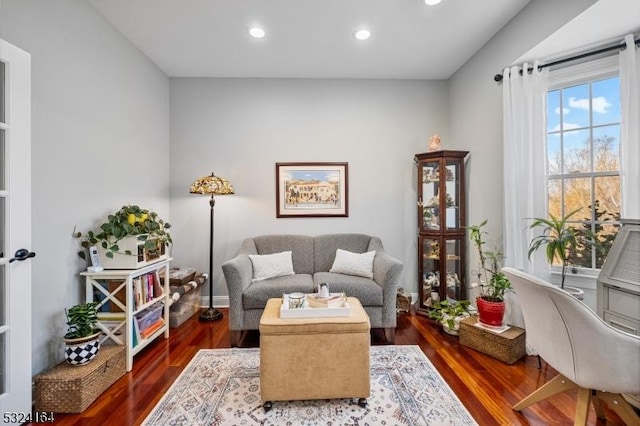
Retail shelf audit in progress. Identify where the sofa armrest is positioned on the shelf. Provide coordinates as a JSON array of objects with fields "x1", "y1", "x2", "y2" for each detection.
[
  {"x1": 372, "y1": 251, "x2": 404, "y2": 326},
  {"x1": 221, "y1": 254, "x2": 253, "y2": 331}
]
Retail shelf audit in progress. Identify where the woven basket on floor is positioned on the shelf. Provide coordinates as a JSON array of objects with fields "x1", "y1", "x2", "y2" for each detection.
[
  {"x1": 459, "y1": 315, "x2": 526, "y2": 365},
  {"x1": 34, "y1": 345, "x2": 125, "y2": 413}
]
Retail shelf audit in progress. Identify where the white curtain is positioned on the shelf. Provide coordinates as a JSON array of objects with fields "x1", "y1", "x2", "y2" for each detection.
[
  {"x1": 502, "y1": 61, "x2": 548, "y2": 275},
  {"x1": 620, "y1": 34, "x2": 640, "y2": 220},
  {"x1": 501, "y1": 62, "x2": 548, "y2": 348}
]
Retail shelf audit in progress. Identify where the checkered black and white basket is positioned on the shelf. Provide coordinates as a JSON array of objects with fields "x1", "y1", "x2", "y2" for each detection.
[{"x1": 64, "y1": 335, "x2": 101, "y2": 366}]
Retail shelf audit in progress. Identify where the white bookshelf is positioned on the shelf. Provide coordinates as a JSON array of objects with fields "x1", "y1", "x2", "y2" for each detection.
[{"x1": 81, "y1": 258, "x2": 171, "y2": 371}]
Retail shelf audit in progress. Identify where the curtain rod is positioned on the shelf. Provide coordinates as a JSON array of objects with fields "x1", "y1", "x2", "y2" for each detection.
[{"x1": 493, "y1": 37, "x2": 640, "y2": 82}]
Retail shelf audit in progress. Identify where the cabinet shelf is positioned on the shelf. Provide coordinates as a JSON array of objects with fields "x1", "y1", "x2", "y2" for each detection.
[{"x1": 81, "y1": 258, "x2": 172, "y2": 372}]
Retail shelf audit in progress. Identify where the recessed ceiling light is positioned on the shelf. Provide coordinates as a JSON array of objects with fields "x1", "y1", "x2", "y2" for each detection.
[
  {"x1": 248, "y1": 27, "x2": 266, "y2": 39},
  {"x1": 354, "y1": 29, "x2": 371, "y2": 41},
  {"x1": 424, "y1": 0, "x2": 442, "y2": 5}
]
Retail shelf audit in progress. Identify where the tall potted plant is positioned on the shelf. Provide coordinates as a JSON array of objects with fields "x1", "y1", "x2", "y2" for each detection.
[
  {"x1": 527, "y1": 208, "x2": 600, "y2": 298},
  {"x1": 468, "y1": 220, "x2": 512, "y2": 326},
  {"x1": 63, "y1": 301, "x2": 101, "y2": 365}
]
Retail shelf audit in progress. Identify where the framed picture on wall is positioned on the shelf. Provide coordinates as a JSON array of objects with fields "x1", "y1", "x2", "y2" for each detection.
[{"x1": 276, "y1": 162, "x2": 349, "y2": 218}]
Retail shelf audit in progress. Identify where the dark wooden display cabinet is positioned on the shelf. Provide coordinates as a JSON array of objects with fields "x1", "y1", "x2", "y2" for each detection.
[{"x1": 415, "y1": 150, "x2": 469, "y2": 316}]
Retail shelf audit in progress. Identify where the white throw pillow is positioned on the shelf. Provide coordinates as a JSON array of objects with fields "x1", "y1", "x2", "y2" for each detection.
[
  {"x1": 249, "y1": 251, "x2": 295, "y2": 282},
  {"x1": 329, "y1": 249, "x2": 376, "y2": 279}
]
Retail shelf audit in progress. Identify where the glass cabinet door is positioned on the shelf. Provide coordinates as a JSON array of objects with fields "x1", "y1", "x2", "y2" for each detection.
[
  {"x1": 420, "y1": 237, "x2": 440, "y2": 307},
  {"x1": 443, "y1": 159, "x2": 462, "y2": 231},
  {"x1": 420, "y1": 161, "x2": 440, "y2": 231},
  {"x1": 444, "y1": 238, "x2": 463, "y2": 301}
]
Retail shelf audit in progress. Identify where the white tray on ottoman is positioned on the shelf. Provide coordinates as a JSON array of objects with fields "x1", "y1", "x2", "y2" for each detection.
[{"x1": 280, "y1": 293, "x2": 350, "y2": 318}]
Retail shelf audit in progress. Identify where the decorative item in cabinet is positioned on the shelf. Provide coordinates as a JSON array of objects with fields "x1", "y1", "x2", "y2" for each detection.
[{"x1": 415, "y1": 150, "x2": 468, "y2": 316}]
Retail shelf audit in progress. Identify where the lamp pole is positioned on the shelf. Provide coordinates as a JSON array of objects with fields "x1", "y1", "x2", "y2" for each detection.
[{"x1": 201, "y1": 193, "x2": 222, "y2": 321}]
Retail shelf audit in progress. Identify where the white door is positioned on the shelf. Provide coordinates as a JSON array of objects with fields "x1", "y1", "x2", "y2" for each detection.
[{"x1": 0, "y1": 39, "x2": 33, "y2": 423}]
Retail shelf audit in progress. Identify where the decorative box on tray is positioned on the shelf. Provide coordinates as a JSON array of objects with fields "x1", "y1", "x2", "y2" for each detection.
[{"x1": 280, "y1": 293, "x2": 350, "y2": 318}]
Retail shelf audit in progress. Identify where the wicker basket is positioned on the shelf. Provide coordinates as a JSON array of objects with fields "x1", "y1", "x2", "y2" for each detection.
[
  {"x1": 34, "y1": 345, "x2": 126, "y2": 413},
  {"x1": 459, "y1": 316, "x2": 526, "y2": 364}
]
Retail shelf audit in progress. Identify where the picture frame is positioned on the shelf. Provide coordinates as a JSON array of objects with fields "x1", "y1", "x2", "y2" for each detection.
[{"x1": 276, "y1": 162, "x2": 349, "y2": 218}]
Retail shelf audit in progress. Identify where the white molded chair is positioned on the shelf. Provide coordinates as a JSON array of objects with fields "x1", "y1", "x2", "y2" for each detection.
[{"x1": 502, "y1": 267, "x2": 640, "y2": 426}]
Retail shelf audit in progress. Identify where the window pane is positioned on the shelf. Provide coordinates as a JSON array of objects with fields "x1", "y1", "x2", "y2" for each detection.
[
  {"x1": 594, "y1": 176, "x2": 621, "y2": 220},
  {"x1": 563, "y1": 177, "x2": 591, "y2": 218},
  {"x1": 592, "y1": 77, "x2": 620, "y2": 126},
  {"x1": 548, "y1": 179, "x2": 561, "y2": 218},
  {"x1": 563, "y1": 129, "x2": 591, "y2": 173},
  {"x1": 593, "y1": 125, "x2": 620, "y2": 172},
  {"x1": 595, "y1": 223, "x2": 620, "y2": 268},
  {"x1": 563, "y1": 83, "x2": 590, "y2": 129},
  {"x1": 547, "y1": 89, "x2": 561, "y2": 132},
  {"x1": 547, "y1": 133, "x2": 561, "y2": 175}
]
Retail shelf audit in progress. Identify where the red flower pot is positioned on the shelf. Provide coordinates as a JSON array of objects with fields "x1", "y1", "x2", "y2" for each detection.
[{"x1": 476, "y1": 296, "x2": 505, "y2": 327}]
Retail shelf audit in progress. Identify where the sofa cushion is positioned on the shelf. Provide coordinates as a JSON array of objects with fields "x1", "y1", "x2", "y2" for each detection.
[
  {"x1": 313, "y1": 272, "x2": 383, "y2": 306},
  {"x1": 243, "y1": 274, "x2": 315, "y2": 310},
  {"x1": 314, "y1": 234, "x2": 372, "y2": 272},
  {"x1": 329, "y1": 249, "x2": 376, "y2": 279},
  {"x1": 254, "y1": 235, "x2": 315, "y2": 274},
  {"x1": 249, "y1": 251, "x2": 294, "y2": 282}
]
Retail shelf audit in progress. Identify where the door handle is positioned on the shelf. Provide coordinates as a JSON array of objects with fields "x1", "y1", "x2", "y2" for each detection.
[{"x1": 9, "y1": 248, "x2": 36, "y2": 263}]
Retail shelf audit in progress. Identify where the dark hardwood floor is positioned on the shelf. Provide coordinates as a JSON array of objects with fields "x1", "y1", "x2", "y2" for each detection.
[{"x1": 38, "y1": 308, "x2": 627, "y2": 426}]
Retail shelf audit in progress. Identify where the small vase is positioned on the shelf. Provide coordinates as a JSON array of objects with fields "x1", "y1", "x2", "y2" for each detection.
[{"x1": 64, "y1": 331, "x2": 101, "y2": 365}]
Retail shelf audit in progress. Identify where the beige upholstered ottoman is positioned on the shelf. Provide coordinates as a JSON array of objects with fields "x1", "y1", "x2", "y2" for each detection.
[{"x1": 259, "y1": 297, "x2": 371, "y2": 410}]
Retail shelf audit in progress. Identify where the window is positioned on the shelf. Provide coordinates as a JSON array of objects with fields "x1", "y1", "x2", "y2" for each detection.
[{"x1": 546, "y1": 57, "x2": 621, "y2": 270}]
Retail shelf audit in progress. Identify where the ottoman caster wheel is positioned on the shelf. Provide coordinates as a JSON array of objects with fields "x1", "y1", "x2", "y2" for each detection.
[
  {"x1": 357, "y1": 398, "x2": 367, "y2": 408},
  {"x1": 263, "y1": 401, "x2": 272, "y2": 412}
]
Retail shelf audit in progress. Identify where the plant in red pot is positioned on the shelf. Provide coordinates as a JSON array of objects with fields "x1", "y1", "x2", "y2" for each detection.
[{"x1": 468, "y1": 220, "x2": 513, "y2": 327}]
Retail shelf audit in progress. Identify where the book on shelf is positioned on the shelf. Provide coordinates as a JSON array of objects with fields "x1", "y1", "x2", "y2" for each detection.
[
  {"x1": 140, "y1": 318, "x2": 164, "y2": 339},
  {"x1": 307, "y1": 293, "x2": 345, "y2": 308},
  {"x1": 132, "y1": 316, "x2": 141, "y2": 347}
]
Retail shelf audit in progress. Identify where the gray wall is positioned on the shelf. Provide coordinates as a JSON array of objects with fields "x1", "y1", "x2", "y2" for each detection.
[
  {"x1": 449, "y1": 0, "x2": 597, "y2": 288},
  {"x1": 1, "y1": 0, "x2": 170, "y2": 375},
  {"x1": 169, "y1": 78, "x2": 450, "y2": 303}
]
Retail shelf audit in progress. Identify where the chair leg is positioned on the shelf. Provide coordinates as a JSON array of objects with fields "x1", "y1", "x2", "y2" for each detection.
[
  {"x1": 596, "y1": 392, "x2": 640, "y2": 426},
  {"x1": 574, "y1": 387, "x2": 591, "y2": 426},
  {"x1": 592, "y1": 392, "x2": 606, "y2": 420},
  {"x1": 230, "y1": 330, "x2": 242, "y2": 347},
  {"x1": 383, "y1": 327, "x2": 395, "y2": 344},
  {"x1": 513, "y1": 374, "x2": 577, "y2": 411}
]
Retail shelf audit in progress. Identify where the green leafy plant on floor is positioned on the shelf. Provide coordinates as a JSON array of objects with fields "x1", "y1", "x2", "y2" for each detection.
[{"x1": 428, "y1": 299, "x2": 472, "y2": 332}]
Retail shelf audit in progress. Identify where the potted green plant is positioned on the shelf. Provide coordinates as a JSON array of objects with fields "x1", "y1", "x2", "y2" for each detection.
[
  {"x1": 468, "y1": 220, "x2": 513, "y2": 326},
  {"x1": 527, "y1": 208, "x2": 600, "y2": 298},
  {"x1": 63, "y1": 301, "x2": 101, "y2": 365},
  {"x1": 77, "y1": 205, "x2": 172, "y2": 269},
  {"x1": 428, "y1": 299, "x2": 472, "y2": 335}
]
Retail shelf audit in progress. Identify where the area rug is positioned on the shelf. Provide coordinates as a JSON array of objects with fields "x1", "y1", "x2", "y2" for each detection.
[{"x1": 143, "y1": 345, "x2": 477, "y2": 426}]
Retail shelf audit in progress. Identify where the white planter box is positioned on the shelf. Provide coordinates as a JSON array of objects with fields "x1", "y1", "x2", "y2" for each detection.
[{"x1": 97, "y1": 235, "x2": 168, "y2": 270}]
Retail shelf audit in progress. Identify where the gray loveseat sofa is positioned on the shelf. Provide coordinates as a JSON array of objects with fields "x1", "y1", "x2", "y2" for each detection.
[{"x1": 221, "y1": 233, "x2": 403, "y2": 347}]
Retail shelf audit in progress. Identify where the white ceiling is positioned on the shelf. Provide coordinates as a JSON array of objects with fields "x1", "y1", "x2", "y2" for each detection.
[{"x1": 88, "y1": 0, "x2": 531, "y2": 79}]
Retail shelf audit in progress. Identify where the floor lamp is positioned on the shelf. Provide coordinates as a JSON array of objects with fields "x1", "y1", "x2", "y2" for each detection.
[{"x1": 190, "y1": 172, "x2": 234, "y2": 322}]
